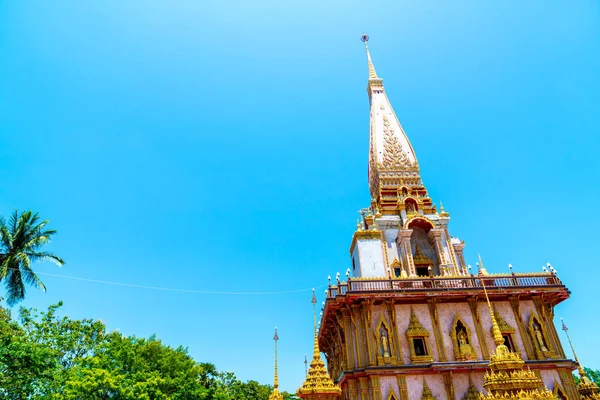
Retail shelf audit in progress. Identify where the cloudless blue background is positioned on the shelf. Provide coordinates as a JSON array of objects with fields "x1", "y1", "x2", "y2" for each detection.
[{"x1": 1, "y1": 0, "x2": 599, "y2": 392}]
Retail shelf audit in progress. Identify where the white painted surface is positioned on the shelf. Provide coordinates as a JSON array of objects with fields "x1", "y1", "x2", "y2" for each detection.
[{"x1": 357, "y1": 239, "x2": 386, "y2": 277}]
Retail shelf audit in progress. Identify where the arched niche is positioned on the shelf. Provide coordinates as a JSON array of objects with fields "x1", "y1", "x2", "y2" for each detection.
[
  {"x1": 528, "y1": 313, "x2": 555, "y2": 360},
  {"x1": 553, "y1": 379, "x2": 568, "y2": 400},
  {"x1": 450, "y1": 315, "x2": 477, "y2": 361},
  {"x1": 404, "y1": 198, "x2": 419, "y2": 215},
  {"x1": 375, "y1": 318, "x2": 396, "y2": 366},
  {"x1": 406, "y1": 218, "x2": 439, "y2": 276}
]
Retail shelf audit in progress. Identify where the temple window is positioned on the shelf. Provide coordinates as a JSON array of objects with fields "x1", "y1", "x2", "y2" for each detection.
[
  {"x1": 413, "y1": 337, "x2": 428, "y2": 356},
  {"x1": 405, "y1": 308, "x2": 433, "y2": 364},
  {"x1": 503, "y1": 334, "x2": 515, "y2": 352},
  {"x1": 491, "y1": 306, "x2": 520, "y2": 355}
]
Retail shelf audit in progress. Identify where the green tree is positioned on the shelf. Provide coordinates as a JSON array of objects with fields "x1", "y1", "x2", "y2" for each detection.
[
  {"x1": 0, "y1": 300, "x2": 288, "y2": 399},
  {"x1": 0, "y1": 210, "x2": 64, "y2": 305},
  {"x1": 0, "y1": 302, "x2": 57, "y2": 399}
]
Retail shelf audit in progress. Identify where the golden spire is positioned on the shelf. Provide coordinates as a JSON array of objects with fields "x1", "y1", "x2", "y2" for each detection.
[
  {"x1": 561, "y1": 318, "x2": 600, "y2": 399},
  {"x1": 361, "y1": 33, "x2": 379, "y2": 80},
  {"x1": 480, "y1": 274, "x2": 557, "y2": 400},
  {"x1": 480, "y1": 272, "x2": 505, "y2": 349},
  {"x1": 269, "y1": 327, "x2": 283, "y2": 400},
  {"x1": 477, "y1": 253, "x2": 489, "y2": 276},
  {"x1": 297, "y1": 289, "x2": 341, "y2": 399}
]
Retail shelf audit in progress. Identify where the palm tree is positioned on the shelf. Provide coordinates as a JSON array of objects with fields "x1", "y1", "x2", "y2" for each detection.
[{"x1": 0, "y1": 209, "x2": 64, "y2": 305}]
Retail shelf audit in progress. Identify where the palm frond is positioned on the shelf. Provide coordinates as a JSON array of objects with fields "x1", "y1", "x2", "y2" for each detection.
[
  {"x1": 27, "y1": 251, "x2": 64, "y2": 266},
  {"x1": 6, "y1": 265, "x2": 25, "y2": 306},
  {"x1": 19, "y1": 256, "x2": 46, "y2": 291}
]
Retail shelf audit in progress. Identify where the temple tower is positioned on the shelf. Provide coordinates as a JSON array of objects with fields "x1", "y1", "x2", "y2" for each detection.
[{"x1": 317, "y1": 35, "x2": 579, "y2": 400}]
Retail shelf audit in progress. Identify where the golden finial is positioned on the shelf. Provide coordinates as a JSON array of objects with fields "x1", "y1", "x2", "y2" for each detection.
[
  {"x1": 439, "y1": 201, "x2": 449, "y2": 217},
  {"x1": 477, "y1": 253, "x2": 489, "y2": 276},
  {"x1": 361, "y1": 33, "x2": 379, "y2": 80}
]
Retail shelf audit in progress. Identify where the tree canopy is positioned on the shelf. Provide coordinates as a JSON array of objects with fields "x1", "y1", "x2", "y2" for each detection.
[
  {"x1": 0, "y1": 300, "x2": 298, "y2": 400},
  {"x1": 0, "y1": 209, "x2": 64, "y2": 305}
]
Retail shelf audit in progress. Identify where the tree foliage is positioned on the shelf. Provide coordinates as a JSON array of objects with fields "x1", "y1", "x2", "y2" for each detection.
[
  {"x1": 0, "y1": 301, "x2": 297, "y2": 399},
  {"x1": 574, "y1": 368, "x2": 600, "y2": 387},
  {"x1": 0, "y1": 210, "x2": 64, "y2": 305}
]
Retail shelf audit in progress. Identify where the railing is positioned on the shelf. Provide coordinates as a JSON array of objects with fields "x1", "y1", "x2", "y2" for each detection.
[{"x1": 326, "y1": 273, "x2": 564, "y2": 298}]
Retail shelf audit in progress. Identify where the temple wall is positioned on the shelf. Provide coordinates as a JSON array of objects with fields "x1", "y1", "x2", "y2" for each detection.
[
  {"x1": 395, "y1": 304, "x2": 439, "y2": 362},
  {"x1": 437, "y1": 303, "x2": 484, "y2": 361},
  {"x1": 541, "y1": 369, "x2": 561, "y2": 391},
  {"x1": 406, "y1": 375, "x2": 445, "y2": 400},
  {"x1": 356, "y1": 239, "x2": 386, "y2": 277},
  {"x1": 380, "y1": 376, "x2": 397, "y2": 399}
]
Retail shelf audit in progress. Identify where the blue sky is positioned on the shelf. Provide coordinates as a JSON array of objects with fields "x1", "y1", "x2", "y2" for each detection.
[{"x1": 1, "y1": 0, "x2": 599, "y2": 392}]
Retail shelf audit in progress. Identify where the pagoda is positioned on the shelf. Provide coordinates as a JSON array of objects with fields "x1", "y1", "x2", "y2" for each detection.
[
  {"x1": 316, "y1": 35, "x2": 579, "y2": 400},
  {"x1": 297, "y1": 289, "x2": 342, "y2": 400}
]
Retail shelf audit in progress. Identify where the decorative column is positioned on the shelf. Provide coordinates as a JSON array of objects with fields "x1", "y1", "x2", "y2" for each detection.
[
  {"x1": 467, "y1": 297, "x2": 490, "y2": 359},
  {"x1": 342, "y1": 308, "x2": 356, "y2": 370},
  {"x1": 370, "y1": 376, "x2": 382, "y2": 400},
  {"x1": 364, "y1": 300, "x2": 377, "y2": 367},
  {"x1": 443, "y1": 372, "x2": 455, "y2": 400},
  {"x1": 558, "y1": 368, "x2": 580, "y2": 400},
  {"x1": 387, "y1": 300, "x2": 404, "y2": 365},
  {"x1": 397, "y1": 230, "x2": 415, "y2": 276},
  {"x1": 428, "y1": 229, "x2": 452, "y2": 275},
  {"x1": 397, "y1": 376, "x2": 408, "y2": 400},
  {"x1": 509, "y1": 296, "x2": 535, "y2": 360},
  {"x1": 359, "y1": 377, "x2": 369, "y2": 400},
  {"x1": 452, "y1": 241, "x2": 467, "y2": 275},
  {"x1": 428, "y1": 299, "x2": 447, "y2": 361},
  {"x1": 351, "y1": 304, "x2": 365, "y2": 368},
  {"x1": 348, "y1": 379, "x2": 359, "y2": 400}
]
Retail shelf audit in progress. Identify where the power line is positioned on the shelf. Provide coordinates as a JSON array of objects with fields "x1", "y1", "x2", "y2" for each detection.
[{"x1": 5, "y1": 268, "x2": 326, "y2": 296}]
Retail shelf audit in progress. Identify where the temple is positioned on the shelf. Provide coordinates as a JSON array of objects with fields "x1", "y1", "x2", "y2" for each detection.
[{"x1": 301, "y1": 35, "x2": 586, "y2": 400}]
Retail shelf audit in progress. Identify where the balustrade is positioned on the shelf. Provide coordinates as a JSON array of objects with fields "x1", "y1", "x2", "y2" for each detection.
[{"x1": 325, "y1": 273, "x2": 563, "y2": 298}]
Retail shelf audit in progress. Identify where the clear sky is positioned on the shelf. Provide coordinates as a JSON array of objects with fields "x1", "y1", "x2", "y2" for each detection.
[{"x1": 1, "y1": 0, "x2": 599, "y2": 393}]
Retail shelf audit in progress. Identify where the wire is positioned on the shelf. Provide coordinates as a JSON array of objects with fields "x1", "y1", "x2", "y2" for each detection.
[{"x1": 16, "y1": 269, "x2": 325, "y2": 295}]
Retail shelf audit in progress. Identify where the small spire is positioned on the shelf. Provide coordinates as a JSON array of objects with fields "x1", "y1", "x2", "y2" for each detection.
[
  {"x1": 561, "y1": 318, "x2": 586, "y2": 377},
  {"x1": 273, "y1": 327, "x2": 279, "y2": 390},
  {"x1": 304, "y1": 354, "x2": 308, "y2": 376},
  {"x1": 311, "y1": 289, "x2": 320, "y2": 359},
  {"x1": 269, "y1": 327, "x2": 283, "y2": 400},
  {"x1": 477, "y1": 253, "x2": 489, "y2": 275},
  {"x1": 361, "y1": 33, "x2": 379, "y2": 80}
]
